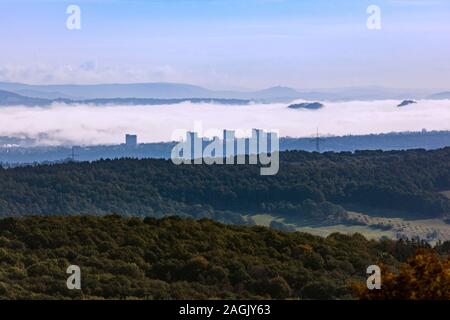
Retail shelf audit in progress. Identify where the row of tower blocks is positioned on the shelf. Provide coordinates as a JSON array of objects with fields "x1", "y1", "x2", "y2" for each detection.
[{"x1": 183, "y1": 129, "x2": 278, "y2": 160}]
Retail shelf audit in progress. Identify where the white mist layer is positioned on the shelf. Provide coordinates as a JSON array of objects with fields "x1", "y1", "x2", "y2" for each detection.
[{"x1": 0, "y1": 100, "x2": 449, "y2": 146}]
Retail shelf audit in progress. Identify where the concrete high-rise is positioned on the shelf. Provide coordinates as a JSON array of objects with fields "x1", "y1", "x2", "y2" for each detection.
[{"x1": 125, "y1": 134, "x2": 137, "y2": 147}]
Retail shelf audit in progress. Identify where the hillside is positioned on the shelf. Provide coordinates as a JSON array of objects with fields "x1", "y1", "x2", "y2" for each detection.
[
  {"x1": 0, "y1": 89, "x2": 250, "y2": 106},
  {"x1": 0, "y1": 82, "x2": 435, "y2": 101},
  {"x1": 0, "y1": 149, "x2": 449, "y2": 226},
  {"x1": 428, "y1": 92, "x2": 450, "y2": 100},
  {"x1": 0, "y1": 82, "x2": 301, "y2": 101},
  {"x1": 287, "y1": 102, "x2": 324, "y2": 110},
  {"x1": 0, "y1": 90, "x2": 50, "y2": 106},
  {"x1": 0, "y1": 215, "x2": 437, "y2": 299}
]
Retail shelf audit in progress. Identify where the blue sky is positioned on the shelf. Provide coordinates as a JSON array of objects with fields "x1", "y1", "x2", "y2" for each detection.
[{"x1": 0, "y1": 0, "x2": 449, "y2": 90}]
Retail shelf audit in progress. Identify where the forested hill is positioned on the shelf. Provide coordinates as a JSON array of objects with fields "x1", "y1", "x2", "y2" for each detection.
[
  {"x1": 0, "y1": 215, "x2": 439, "y2": 299},
  {"x1": 0, "y1": 148, "x2": 449, "y2": 221}
]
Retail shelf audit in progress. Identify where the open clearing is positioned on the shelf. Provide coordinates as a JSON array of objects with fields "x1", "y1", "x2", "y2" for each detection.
[
  {"x1": 346, "y1": 212, "x2": 450, "y2": 242},
  {"x1": 250, "y1": 213, "x2": 393, "y2": 240},
  {"x1": 440, "y1": 190, "x2": 450, "y2": 199},
  {"x1": 250, "y1": 211, "x2": 450, "y2": 242}
]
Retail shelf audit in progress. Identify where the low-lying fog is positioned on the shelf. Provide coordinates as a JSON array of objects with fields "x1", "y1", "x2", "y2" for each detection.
[{"x1": 0, "y1": 100, "x2": 449, "y2": 146}]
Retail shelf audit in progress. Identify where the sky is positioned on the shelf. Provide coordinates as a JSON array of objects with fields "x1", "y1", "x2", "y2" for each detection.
[{"x1": 0, "y1": 0, "x2": 449, "y2": 90}]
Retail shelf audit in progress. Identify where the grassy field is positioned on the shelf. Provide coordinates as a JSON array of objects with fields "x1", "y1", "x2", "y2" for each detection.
[
  {"x1": 249, "y1": 213, "x2": 393, "y2": 240},
  {"x1": 249, "y1": 192, "x2": 450, "y2": 242},
  {"x1": 249, "y1": 210, "x2": 450, "y2": 242},
  {"x1": 346, "y1": 212, "x2": 450, "y2": 242},
  {"x1": 294, "y1": 224, "x2": 393, "y2": 240},
  {"x1": 441, "y1": 190, "x2": 450, "y2": 199}
]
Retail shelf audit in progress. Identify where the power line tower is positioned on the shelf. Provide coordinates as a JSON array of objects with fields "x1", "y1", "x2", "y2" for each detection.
[
  {"x1": 69, "y1": 146, "x2": 79, "y2": 161},
  {"x1": 314, "y1": 128, "x2": 325, "y2": 152}
]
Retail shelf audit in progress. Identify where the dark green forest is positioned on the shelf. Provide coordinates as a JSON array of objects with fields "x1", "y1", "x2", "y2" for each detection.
[
  {"x1": 0, "y1": 148, "x2": 449, "y2": 223},
  {"x1": 1, "y1": 215, "x2": 446, "y2": 300},
  {"x1": 0, "y1": 149, "x2": 449, "y2": 299}
]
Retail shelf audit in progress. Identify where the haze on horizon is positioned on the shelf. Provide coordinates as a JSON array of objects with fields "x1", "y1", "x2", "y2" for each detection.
[
  {"x1": 1, "y1": 99, "x2": 449, "y2": 146},
  {"x1": 0, "y1": 0, "x2": 449, "y2": 91}
]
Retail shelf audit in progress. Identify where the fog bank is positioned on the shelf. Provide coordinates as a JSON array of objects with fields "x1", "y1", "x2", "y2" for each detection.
[{"x1": 0, "y1": 99, "x2": 449, "y2": 146}]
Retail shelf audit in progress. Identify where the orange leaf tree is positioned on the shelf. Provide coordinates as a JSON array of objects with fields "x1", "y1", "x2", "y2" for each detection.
[{"x1": 354, "y1": 250, "x2": 450, "y2": 300}]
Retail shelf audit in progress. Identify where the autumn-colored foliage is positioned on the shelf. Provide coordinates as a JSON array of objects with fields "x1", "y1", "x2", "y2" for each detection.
[{"x1": 354, "y1": 250, "x2": 450, "y2": 300}]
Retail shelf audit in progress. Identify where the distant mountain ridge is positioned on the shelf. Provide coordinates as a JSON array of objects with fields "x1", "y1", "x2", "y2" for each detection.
[
  {"x1": 0, "y1": 90, "x2": 50, "y2": 106},
  {"x1": 0, "y1": 82, "x2": 300, "y2": 101},
  {"x1": 0, "y1": 90, "x2": 250, "y2": 106},
  {"x1": 0, "y1": 82, "x2": 445, "y2": 102},
  {"x1": 428, "y1": 92, "x2": 450, "y2": 100}
]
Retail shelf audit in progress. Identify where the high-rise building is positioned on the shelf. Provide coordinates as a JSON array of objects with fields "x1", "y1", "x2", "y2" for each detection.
[
  {"x1": 125, "y1": 134, "x2": 137, "y2": 147},
  {"x1": 251, "y1": 129, "x2": 262, "y2": 155},
  {"x1": 268, "y1": 131, "x2": 278, "y2": 154},
  {"x1": 186, "y1": 131, "x2": 202, "y2": 162},
  {"x1": 223, "y1": 129, "x2": 236, "y2": 162}
]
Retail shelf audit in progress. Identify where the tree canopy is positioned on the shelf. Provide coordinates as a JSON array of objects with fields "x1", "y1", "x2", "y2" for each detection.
[
  {"x1": 0, "y1": 148, "x2": 448, "y2": 223},
  {"x1": 0, "y1": 215, "x2": 441, "y2": 300}
]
